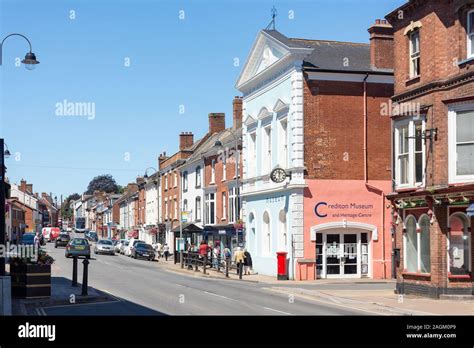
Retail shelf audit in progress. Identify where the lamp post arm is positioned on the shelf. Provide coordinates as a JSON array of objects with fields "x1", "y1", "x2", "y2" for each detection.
[{"x1": 0, "y1": 33, "x2": 33, "y2": 66}]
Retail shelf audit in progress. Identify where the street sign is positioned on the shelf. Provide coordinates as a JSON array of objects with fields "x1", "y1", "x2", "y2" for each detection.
[{"x1": 181, "y1": 211, "x2": 190, "y2": 223}]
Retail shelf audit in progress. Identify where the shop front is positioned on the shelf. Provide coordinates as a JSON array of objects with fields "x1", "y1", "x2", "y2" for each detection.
[
  {"x1": 202, "y1": 224, "x2": 243, "y2": 253},
  {"x1": 301, "y1": 180, "x2": 392, "y2": 281}
]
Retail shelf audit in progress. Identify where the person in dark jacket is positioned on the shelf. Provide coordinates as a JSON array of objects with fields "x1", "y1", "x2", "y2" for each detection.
[{"x1": 243, "y1": 249, "x2": 253, "y2": 275}]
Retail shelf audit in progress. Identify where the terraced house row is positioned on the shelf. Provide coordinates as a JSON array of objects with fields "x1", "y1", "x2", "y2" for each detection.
[{"x1": 70, "y1": 0, "x2": 473, "y2": 297}]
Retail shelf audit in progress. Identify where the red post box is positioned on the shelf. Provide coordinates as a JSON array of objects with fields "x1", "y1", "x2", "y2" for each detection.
[{"x1": 276, "y1": 251, "x2": 288, "y2": 280}]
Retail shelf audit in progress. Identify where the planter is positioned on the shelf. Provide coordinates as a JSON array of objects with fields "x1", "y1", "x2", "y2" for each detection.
[{"x1": 10, "y1": 263, "x2": 51, "y2": 299}]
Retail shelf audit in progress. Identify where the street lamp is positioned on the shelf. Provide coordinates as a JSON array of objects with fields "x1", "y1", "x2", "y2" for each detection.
[
  {"x1": 0, "y1": 33, "x2": 40, "y2": 69},
  {"x1": 0, "y1": 140, "x2": 11, "y2": 277}
]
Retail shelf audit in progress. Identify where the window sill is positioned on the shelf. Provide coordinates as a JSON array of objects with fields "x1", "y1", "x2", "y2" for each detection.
[
  {"x1": 402, "y1": 271, "x2": 431, "y2": 279},
  {"x1": 448, "y1": 274, "x2": 472, "y2": 280},
  {"x1": 405, "y1": 76, "x2": 420, "y2": 86},
  {"x1": 457, "y1": 56, "x2": 474, "y2": 66}
]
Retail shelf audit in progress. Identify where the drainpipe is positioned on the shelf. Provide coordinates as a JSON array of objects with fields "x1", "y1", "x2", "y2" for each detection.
[{"x1": 363, "y1": 73, "x2": 369, "y2": 183}]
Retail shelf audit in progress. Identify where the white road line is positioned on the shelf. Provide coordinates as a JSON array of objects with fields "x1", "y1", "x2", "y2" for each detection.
[
  {"x1": 203, "y1": 291, "x2": 237, "y2": 302},
  {"x1": 263, "y1": 307, "x2": 291, "y2": 315}
]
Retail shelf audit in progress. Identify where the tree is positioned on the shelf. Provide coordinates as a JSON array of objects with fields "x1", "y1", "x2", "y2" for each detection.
[
  {"x1": 61, "y1": 193, "x2": 81, "y2": 220},
  {"x1": 85, "y1": 174, "x2": 119, "y2": 194}
]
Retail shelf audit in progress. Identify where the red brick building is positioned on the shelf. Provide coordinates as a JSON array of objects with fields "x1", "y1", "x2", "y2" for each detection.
[{"x1": 386, "y1": 0, "x2": 474, "y2": 297}]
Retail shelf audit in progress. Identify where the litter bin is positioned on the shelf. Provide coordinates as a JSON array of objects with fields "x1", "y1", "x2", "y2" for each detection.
[{"x1": 276, "y1": 251, "x2": 288, "y2": 280}]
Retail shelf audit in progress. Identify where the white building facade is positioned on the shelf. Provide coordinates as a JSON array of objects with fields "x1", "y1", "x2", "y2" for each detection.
[{"x1": 236, "y1": 30, "x2": 309, "y2": 279}]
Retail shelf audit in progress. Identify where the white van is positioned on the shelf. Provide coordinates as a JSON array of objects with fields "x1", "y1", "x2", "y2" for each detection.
[{"x1": 125, "y1": 238, "x2": 145, "y2": 257}]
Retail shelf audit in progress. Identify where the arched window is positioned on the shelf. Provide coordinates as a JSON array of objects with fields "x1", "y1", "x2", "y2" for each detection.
[
  {"x1": 262, "y1": 211, "x2": 271, "y2": 255},
  {"x1": 419, "y1": 215, "x2": 431, "y2": 273},
  {"x1": 278, "y1": 210, "x2": 287, "y2": 252},
  {"x1": 195, "y1": 166, "x2": 201, "y2": 188},
  {"x1": 448, "y1": 214, "x2": 471, "y2": 275},
  {"x1": 248, "y1": 212, "x2": 256, "y2": 251},
  {"x1": 195, "y1": 197, "x2": 201, "y2": 222},
  {"x1": 405, "y1": 216, "x2": 418, "y2": 272}
]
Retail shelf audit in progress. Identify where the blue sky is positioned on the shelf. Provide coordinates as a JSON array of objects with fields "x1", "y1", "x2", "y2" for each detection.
[{"x1": 0, "y1": 0, "x2": 405, "y2": 199}]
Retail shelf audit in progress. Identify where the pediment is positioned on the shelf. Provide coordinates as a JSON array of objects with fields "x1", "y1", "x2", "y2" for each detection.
[
  {"x1": 244, "y1": 114, "x2": 257, "y2": 126},
  {"x1": 236, "y1": 31, "x2": 291, "y2": 89},
  {"x1": 257, "y1": 107, "x2": 272, "y2": 120},
  {"x1": 273, "y1": 99, "x2": 289, "y2": 113}
]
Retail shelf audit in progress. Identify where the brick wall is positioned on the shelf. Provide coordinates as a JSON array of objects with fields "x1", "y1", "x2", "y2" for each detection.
[{"x1": 303, "y1": 78, "x2": 393, "y2": 180}]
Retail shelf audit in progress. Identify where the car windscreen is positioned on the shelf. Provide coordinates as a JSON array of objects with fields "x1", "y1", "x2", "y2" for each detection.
[
  {"x1": 136, "y1": 243, "x2": 153, "y2": 250},
  {"x1": 99, "y1": 240, "x2": 113, "y2": 245},
  {"x1": 71, "y1": 239, "x2": 88, "y2": 245}
]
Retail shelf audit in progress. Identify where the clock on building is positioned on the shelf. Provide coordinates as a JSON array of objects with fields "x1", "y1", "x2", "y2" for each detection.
[{"x1": 270, "y1": 168, "x2": 287, "y2": 183}]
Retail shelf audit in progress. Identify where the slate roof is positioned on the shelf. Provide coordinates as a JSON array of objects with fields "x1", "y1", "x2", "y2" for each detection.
[{"x1": 262, "y1": 29, "x2": 393, "y2": 74}]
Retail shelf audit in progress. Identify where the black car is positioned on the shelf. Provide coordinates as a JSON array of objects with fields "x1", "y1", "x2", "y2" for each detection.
[
  {"x1": 55, "y1": 232, "x2": 70, "y2": 248},
  {"x1": 131, "y1": 243, "x2": 155, "y2": 261}
]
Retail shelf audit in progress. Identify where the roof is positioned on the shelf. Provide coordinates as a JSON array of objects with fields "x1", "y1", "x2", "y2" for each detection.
[{"x1": 262, "y1": 29, "x2": 393, "y2": 74}]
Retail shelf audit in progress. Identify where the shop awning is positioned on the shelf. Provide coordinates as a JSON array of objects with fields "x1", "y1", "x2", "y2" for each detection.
[
  {"x1": 203, "y1": 224, "x2": 240, "y2": 236},
  {"x1": 171, "y1": 223, "x2": 203, "y2": 234}
]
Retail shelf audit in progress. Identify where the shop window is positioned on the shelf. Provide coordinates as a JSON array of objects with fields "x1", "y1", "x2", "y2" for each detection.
[
  {"x1": 419, "y1": 215, "x2": 431, "y2": 273},
  {"x1": 448, "y1": 214, "x2": 471, "y2": 275},
  {"x1": 405, "y1": 216, "x2": 418, "y2": 273},
  {"x1": 315, "y1": 233, "x2": 323, "y2": 278}
]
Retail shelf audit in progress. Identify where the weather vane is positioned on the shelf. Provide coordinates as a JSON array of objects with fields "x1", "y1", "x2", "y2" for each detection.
[{"x1": 266, "y1": 6, "x2": 277, "y2": 30}]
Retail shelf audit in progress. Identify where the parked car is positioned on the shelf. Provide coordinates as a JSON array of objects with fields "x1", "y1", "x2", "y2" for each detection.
[
  {"x1": 115, "y1": 239, "x2": 126, "y2": 253},
  {"x1": 65, "y1": 238, "x2": 91, "y2": 259},
  {"x1": 55, "y1": 232, "x2": 71, "y2": 248},
  {"x1": 42, "y1": 227, "x2": 61, "y2": 242},
  {"x1": 119, "y1": 240, "x2": 129, "y2": 255},
  {"x1": 85, "y1": 231, "x2": 98, "y2": 242},
  {"x1": 94, "y1": 239, "x2": 115, "y2": 255},
  {"x1": 131, "y1": 243, "x2": 155, "y2": 261},
  {"x1": 125, "y1": 238, "x2": 145, "y2": 257}
]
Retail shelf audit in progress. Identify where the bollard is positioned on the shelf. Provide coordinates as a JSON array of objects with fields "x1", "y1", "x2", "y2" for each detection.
[
  {"x1": 238, "y1": 262, "x2": 243, "y2": 280},
  {"x1": 81, "y1": 258, "x2": 89, "y2": 296},
  {"x1": 203, "y1": 255, "x2": 207, "y2": 275},
  {"x1": 217, "y1": 255, "x2": 220, "y2": 272},
  {"x1": 194, "y1": 254, "x2": 199, "y2": 272},
  {"x1": 180, "y1": 251, "x2": 184, "y2": 269},
  {"x1": 72, "y1": 257, "x2": 78, "y2": 287},
  {"x1": 225, "y1": 259, "x2": 229, "y2": 278}
]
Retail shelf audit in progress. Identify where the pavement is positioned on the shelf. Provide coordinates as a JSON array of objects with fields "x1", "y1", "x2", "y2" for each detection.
[{"x1": 10, "y1": 233, "x2": 474, "y2": 316}]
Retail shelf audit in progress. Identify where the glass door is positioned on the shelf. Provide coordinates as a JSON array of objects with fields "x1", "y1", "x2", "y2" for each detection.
[
  {"x1": 342, "y1": 234, "x2": 358, "y2": 276},
  {"x1": 325, "y1": 234, "x2": 341, "y2": 276}
]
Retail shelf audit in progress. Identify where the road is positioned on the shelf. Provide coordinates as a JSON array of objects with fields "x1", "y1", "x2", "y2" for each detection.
[{"x1": 41, "y1": 233, "x2": 373, "y2": 315}]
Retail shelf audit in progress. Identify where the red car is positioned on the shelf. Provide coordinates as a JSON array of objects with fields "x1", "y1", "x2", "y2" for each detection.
[{"x1": 42, "y1": 227, "x2": 61, "y2": 242}]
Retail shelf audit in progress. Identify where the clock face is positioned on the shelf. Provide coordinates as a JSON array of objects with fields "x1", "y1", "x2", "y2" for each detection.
[{"x1": 270, "y1": 168, "x2": 287, "y2": 183}]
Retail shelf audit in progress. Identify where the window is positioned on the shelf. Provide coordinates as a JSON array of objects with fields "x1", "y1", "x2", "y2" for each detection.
[
  {"x1": 196, "y1": 166, "x2": 201, "y2": 187},
  {"x1": 448, "y1": 214, "x2": 471, "y2": 275},
  {"x1": 228, "y1": 186, "x2": 240, "y2": 223},
  {"x1": 205, "y1": 193, "x2": 215, "y2": 225},
  {"x1": 195, "y1": 197, "x2": 201, "y2": 222},
  {"x1": 409, "y1": 30, "x2": 420, "y2": 78},
  {"x1": 262, "y1": 211, "x2": 271, "y2": 255},
  {"x1": 222, "y1": 192, "x2": 227, "y2": 220},
  {"x1": 183, "y1": 199, "x2": 188, "y2": 213},
  {"x1": 278, "y1": 118, "x2": 288, "y2": 169},
  {"x1": 182, "y1": 171, "x2": 188, "y2": 192},
  {"x1": 211, "y1": 160, "x2": 216, "y2": 184},
  {"x1": 165, "y1": 199, "x2": 168, "y2": 220},
  {"x1": 222, "y1": 157, "x2": 227, "y2": 181},
  {"x1": 174, "y1": 172, "x2": 178, "y2": 187},
  {"x1": 394, "y1": 118, "x2": 425, "y2": 187},
  {"x1": 404, "y1": 215, "x2": 431, "y2": 273},
  {"x1": 278, "y1": 210, "x2": 287, "y2": 252},
  {"x1": 247, "y1": 132, "x2": 257, "y2": 178},
  {"x1": 174, "y1": 198, "x2": 177, "y2": 219},
  {"x1": 262, "y1": 126, "x2": 272, "y2": 174},
  {"x1": 164, "y1": 174, "x2": 168, "y2": 191},
  {"x1": 468, "y1": 10, "x2": 474, "y2": 58},
  {"x1": 449, "y1": 106, "x2": 474, "y2": 183}
]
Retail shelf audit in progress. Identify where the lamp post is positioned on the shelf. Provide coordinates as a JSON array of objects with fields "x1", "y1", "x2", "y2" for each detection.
[
  {"x1": 0, "y1": 33, "x2": 40, "y2": 69},
  {"x1": 212, "y1": 128, "x2": 242, "y2": 244},
  {"x1": 0, "y1": 140, "x2": 11, "y2": 277}
]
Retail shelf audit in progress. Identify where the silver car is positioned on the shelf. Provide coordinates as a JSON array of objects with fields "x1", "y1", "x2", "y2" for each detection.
[
  {"x1": 94, "y1": 239, "x2": 115, "y2": 255},
  {"x1": 119, "y1": 240, "x2": 129, "y2": 255}
]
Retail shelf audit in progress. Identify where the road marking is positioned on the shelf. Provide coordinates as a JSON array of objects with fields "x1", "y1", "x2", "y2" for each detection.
[
  {"x1": 203, "y1": 291, "x2": 237, "y2": 302},
  {"x1": 262, "y1": 307, "x2": 291, "y2": 315},
  {"x1": 35, "y1": 307, "x2": 46, "y2": 316}
]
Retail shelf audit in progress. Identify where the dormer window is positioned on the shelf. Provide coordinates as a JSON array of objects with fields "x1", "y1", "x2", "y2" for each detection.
[
  {"x1": 468, "y1": 10, "x2": 474, "y2": 58},
  {"x1": 409, "y1": 30, "x2": 420, "y2": 78}
]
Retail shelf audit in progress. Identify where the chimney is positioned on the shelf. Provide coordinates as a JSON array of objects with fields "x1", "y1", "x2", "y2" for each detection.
[
  {"x1": 26, "y1": 184, "x2": 33, "y2": 193},
  {"x1": 158, "y1": 152, "x2": 168, "y2": 169},
  {"x1": 368, "y1": 19, "x2": 394, "y2": 69},
  {"x1": 179, "y1": 132, "x2": 194, "y2": 151},
  {"x1": 20, "y1": 179, "x2": 27, "y2": 193},
  {"x1": 209, "y1": 113, "x2": 226, "y2": 134},
  {"x1": 233, "y1": 96, "x2": 243, "y2": 130}
]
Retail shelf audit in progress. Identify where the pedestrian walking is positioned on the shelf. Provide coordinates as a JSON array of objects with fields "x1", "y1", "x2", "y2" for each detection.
[
  {"x1": 234, "y1": 247, "x2": 246, "y2": 279},
  {"x1": 243, "y1": 249, "x2": 253, "y2": 275},
  {"x1": 34, "y1": 232, "x2": 41, "y2": 250},
  {"x1": 163, "y1": 243, "x2": 170, "y2": 261},
  {"x1": 212, "y1": 241, "x2": 220, "y2": 269},
  {"x1": 155, "y1": 241, "x2": 162, "y2": 259}
]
